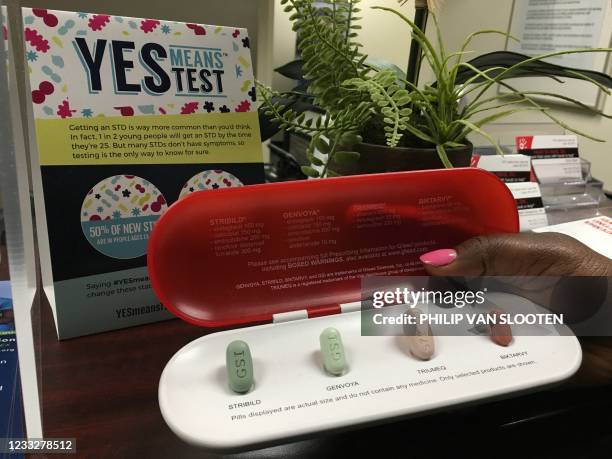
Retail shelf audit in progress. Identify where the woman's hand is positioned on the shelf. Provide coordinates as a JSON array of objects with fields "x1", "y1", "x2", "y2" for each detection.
[
  {"x1": 419, "y1": 232, "x2": 612, "y2": 277},
  {"x1": 419, "y1": 232, "x2": 612, "y2": 386}
]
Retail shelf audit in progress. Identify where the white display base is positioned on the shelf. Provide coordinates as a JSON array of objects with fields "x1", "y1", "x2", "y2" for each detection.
[{"x1": 159, "y1": 298, "x2": 582, "y2": 451}]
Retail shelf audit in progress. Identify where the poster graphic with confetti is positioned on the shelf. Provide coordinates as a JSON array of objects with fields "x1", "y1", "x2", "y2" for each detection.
[{"x1": 23, "y1": 8, "x2": 264, "y2": 339}]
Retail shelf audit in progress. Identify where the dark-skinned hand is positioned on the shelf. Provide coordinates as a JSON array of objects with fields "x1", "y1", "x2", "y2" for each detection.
[{"x1": 419, "y1": 232, "x2": 612, "y2": 386}]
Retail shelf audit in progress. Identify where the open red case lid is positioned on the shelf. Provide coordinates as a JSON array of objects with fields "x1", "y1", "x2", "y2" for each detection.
[{"x1": 147, "y1": 169, "x2": 518, "y2": 327}]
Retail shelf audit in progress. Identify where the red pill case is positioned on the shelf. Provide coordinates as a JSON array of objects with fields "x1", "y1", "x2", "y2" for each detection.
[{"x1": 148, "y1": 168, "x2": 518, "y2": 327}]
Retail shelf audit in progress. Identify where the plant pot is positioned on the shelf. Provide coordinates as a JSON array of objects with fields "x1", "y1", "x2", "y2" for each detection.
[{"x1": 331, "y1": 141, "x2": 473, "y2": 176}]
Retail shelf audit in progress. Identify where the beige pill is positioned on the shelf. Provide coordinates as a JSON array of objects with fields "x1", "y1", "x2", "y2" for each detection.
[{"x1": 403, "y1": 308, "x2": 435, "y2": 360}]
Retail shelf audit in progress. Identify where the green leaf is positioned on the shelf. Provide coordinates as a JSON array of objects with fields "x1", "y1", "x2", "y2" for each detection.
[
  {"x1": 387, "y1": 84, "x2": 400, "y2": 95},
  {"x1": 395, "y1": 95, "x2": 411, "y2": 106},
  {"x1": 393, "y1": 89, "x2": 410, "y2": 100},
  {"x1": 436, "y1": 145, "x2": 454, "y2": 169},
  {"x1": 307, "y1": 151, "x2": 324, "y2": 166},
  {"x1": 333, "y1": 151, "x2": 361, "y2": 164},
  {"x1": 301, "y1": 166, "x2": 320, "y2": 178},
  {"x1": 499, "y1": 81, "x2": 607, "y2": 142},
  {"x1": 564, "y1": 68, "x2": 611, "y2": 95},
  {"x1": 519, "y1": 91, "x2": 612, "y2": 119},
  {"x1": 443, "y1": 141, "x2": 465, "y2": 148},
  {"x1": 315, "y1": 137, "x2": 331, "y2": 154},
  {"x1": 402, "y1": 123, "x2": 437, "y2": 144},
  {"x1": 454, "y1": 119, "x2": 503, "y2": 155},
  {"x1": 471, "y1": 107, "x2": 545, "y2": 129},
  {"x1": 339, "y1": 132, "x2": 361, "y2": 145}
]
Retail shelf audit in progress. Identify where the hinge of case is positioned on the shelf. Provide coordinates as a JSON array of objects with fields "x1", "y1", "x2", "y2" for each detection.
[
  {"x1": 272, "y1": 301, "x2": 361, "y2": 323},
  {"x1": 272, "y1": 309, "x2": 308, "y2": 323}
]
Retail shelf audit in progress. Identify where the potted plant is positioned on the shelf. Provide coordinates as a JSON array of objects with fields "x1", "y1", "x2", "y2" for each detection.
[{"x1": 257, "y1": 0, "x2": 612, "y2": 177}]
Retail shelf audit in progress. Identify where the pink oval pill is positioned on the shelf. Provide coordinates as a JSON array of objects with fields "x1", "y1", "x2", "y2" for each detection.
[{"x1": 404, "y1": 308, "x2": 435, "y2": 360}]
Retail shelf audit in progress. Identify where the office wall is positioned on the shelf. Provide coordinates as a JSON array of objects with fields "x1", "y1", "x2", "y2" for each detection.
[
  {"x1": 268, "y1": 0, "x2": 296, "y2": 90},
  {"x1": 358, "y1": 0, "x2": 414, "y2": 73}
]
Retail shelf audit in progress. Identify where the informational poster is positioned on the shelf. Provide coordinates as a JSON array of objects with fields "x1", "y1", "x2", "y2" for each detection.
[
  {"x1": 23, "y1": 8, "x2": 264, "y2": 338},
  {"x1": 507, "y1": 0, "x2": 611, "y2": 108},
  {"x1": 509, "y1": 0, "x2": 608, "y2": 68}
]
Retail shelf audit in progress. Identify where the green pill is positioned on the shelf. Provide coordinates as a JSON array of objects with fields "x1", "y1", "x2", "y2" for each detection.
[
  {"x1": 226, "y1": 340, "x2": 254, "y2": 394},
  {"x1": 319, "y1": 327, "x2": 347, "y2": 376}
]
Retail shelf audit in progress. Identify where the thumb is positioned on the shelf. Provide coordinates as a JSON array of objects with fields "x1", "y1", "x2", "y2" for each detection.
[
  {"x1": 419, "y1": 233, "x2": 612, "y2": 277},
  {"x1": 419, "y1": 236, "x2": 498, "y2": 276},
  {"x1": 419, "y1": 233, "x2": 551, "y2": 276}
]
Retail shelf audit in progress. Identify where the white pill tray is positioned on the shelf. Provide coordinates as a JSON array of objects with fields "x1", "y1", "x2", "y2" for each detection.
[{"x1": 159, "y1": 301, "x2": 582, "y2": 451}]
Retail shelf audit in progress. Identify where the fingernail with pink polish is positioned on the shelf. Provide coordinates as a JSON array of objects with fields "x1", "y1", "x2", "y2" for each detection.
[{"x1": 419, "y1": 249, "x2": 457, "y2": 267}]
